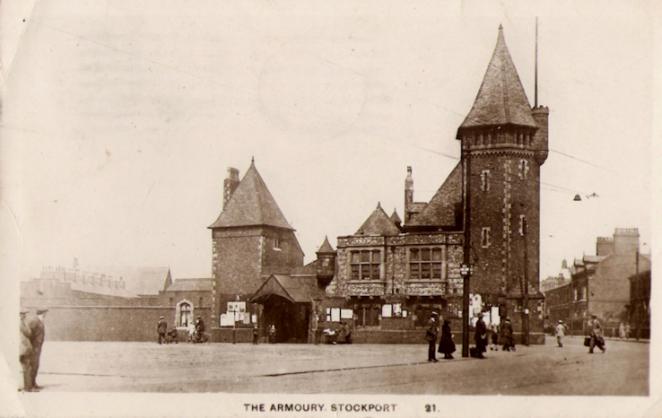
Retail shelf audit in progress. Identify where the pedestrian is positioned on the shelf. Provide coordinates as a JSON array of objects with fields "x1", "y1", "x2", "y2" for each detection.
[
  {"x1": 618, "y1": 322, "x2": 626, "y2": 340},
  {"x1": 268, "y1": 324, "x2": 276, "y2": 343},
  {"x1": 489, "y1": 323, "x2": 499, "y2": 351},
  {"x1": 157, "y1": 316, "x2": 167, "y2": 344},
  {"x1": 555, "y1": 320, "x2": 566, "y2": 347},
  {"x1": 25, "y1": 308, "x2": 48, "y2": 390},
  {"x1": 589, "y1": 315, "x2": 606, "y2": 354},
  {"x1": 437, "y1": 319, "x2": 456, "y2": 359},
  {"x1": 625, "y1": 323, "x2": 631, "y2": 340},
  {"x1": 19, "y1": 309, "x2": 35, "y2": 392},
  {"x1": 425, "y1": 312, "x2": 439, "y2": 362},
  {"x1": 187, "y1": 320, "x2": 196, "y2": 342},
  {"x1": 252, "y1": 323, "x2": 259, "y2": 345},
  {"x1": 501, "y1": 318, "x2": 515, "y2": 352},
  {"x1": 474, "y1": 314, "x2": 487, "y2": 358},
  {"x1": 195, "y1": 315, "x2": 206, "y2": 343}
]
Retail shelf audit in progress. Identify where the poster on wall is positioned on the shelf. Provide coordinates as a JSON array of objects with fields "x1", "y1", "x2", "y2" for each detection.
[
  {"x1": 227, "y1": 301, "x2": 246, "y2": 313},
  {"x1": 341, "y1": 309, "x2": 353, "y2": 319},
  {"x1": 219, "y1": 313, "x2": 234, "y2": 327}
]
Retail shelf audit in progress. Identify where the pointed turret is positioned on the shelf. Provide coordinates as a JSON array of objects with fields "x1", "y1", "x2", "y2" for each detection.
[
  {"x1": 390, "y1": 209, "x2": 402, "y2": 228},
  {"x1": 316, "y1": 236, "x2": 336, "y2": 287},
  {"x1": 356, "y1": 202, "x2": 400, "y2": 236},
  {"x1": 209, "y1": 160, "x2": 294, "y2": 230},
  {"x1": 456, "y1": 25, "x2": 538, "y2": 138}
]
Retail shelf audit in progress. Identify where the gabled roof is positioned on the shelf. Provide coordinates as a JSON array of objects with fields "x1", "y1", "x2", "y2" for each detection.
[
  {"x1": 317, "y1": 236, "x2": 335, "y2": 253},
  {"x1": 409, "y1": 162, "x2": 462, "y2": 227},
  {"x1": 457, "y1": 25, "x2": 537, "y2": 137},
  {"x1": 127, "y1": 267, "x2": 172, "y2": 296},
  {"x1": 208, "y1": 161, "x2": 294, "y2": 230},
  {"x1": 390, "y1": 209, "x2": 402, "y2": 225},
  {"x1": 355, "y1": 203, "x2": 400, "y2": 236},
  {"x1": 249, "y1": 274, "x2": 324, "y2": 304},
  {"x1": 166, "y1": 278, "x2": 213, "y2": 292}
]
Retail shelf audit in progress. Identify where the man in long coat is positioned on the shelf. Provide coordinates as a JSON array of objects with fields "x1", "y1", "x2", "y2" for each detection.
[
  {"x1": 157, "y1": 316, "x2": 167, "y2": 344},
  {"x1": 25, "y1": 308, "x2": 47, "y2": 390},
  {"x1": 501, "y1": 318, "x2": 515, "y2": 351},
  {"x1": 437, "y1": 319, "x2": 456, "y2": 359},
  {"x1": 425, "y1": 312, "x2": 439, "y2": 362},
  {"x1": 19, "y1": 309, "x2": 34, "y2": 392},
  {"x1": 474, "y1": 314, "x2": 487, "y2": 358}
]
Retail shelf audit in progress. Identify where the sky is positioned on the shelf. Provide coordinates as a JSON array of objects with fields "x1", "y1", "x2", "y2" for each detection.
[{"x1": 1, "y1": 0, "x2": 654, "y2": 282}]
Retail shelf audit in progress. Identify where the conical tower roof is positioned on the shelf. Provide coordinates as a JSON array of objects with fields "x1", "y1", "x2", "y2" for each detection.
[
  {"x1": 457, "y1": 25, "x2": 537, "y2": 138},
  {"x1": 355, "y1": 203, "x2": 400, "y2": 236},
  {"x1": 208, "y1": 160, "x2": 294, "y2": 230},
  {"x1": 317, "y1": 236, "x2": 335, "y2": 253}
]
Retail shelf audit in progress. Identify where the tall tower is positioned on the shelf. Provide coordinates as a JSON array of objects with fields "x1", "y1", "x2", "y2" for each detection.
[{"x1": 456, "y1": 25, "x2": 548, "y2": 343}]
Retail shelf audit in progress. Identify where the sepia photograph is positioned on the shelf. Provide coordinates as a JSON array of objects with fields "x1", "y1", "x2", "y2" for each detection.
[{"x1": 1, "y1": 0, "x2": 659, "y2": 417}]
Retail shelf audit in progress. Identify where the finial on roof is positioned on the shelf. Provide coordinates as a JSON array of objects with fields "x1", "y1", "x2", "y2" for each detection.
[
  {"x1": 498, "y1": 23, "x2": 503, "y2": 31},
  {"x1": 250, "y1": 156, "x2": 255, "y2": 166},
  {"x1": 376, "y1": 201, "x2": 382, "y2": 209}
]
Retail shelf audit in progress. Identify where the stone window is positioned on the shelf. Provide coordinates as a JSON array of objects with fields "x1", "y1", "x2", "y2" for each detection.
[
  {"x1": 409, "y1": 247, "x2": 444, "y2": 280},
  {"x1": 177, "y1": 301, "x2": 193, "y2": 327},
  {"x1": 481, "y1": 227, "x2": 491, "y2": 248},
  {"x1": 350, "y1": 249, "x2": 381, "y2": 280},
  {"x1": 518, "y1": 215, "x2": 527, "y2": 236},
  {"x1": 480, "y1": 170, "x2": 490, "y2": 191},
  {"x1": 518, "y1": 159, "x2": 530, "y2": 179},
  {"x1": 273, "y1": 237, "x2": 281, "y2": 250}
]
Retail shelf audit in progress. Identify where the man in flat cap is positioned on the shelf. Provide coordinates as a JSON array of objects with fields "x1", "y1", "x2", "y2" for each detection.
[
  {"x1": 19, "y1": 309, "x2": 34, "y2": 392},
  {"x1": 157, "y1": 316, "x2": 167, "y2": 344},
  {"x1": 25, "y1": 308, "x2": 48, "y2": 390},
  {"x1": 425, "y1": 312, "x2": 439, "y2": 362}
]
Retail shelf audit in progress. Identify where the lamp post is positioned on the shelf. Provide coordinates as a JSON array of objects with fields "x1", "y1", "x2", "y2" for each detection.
[
  {"x1": 521, "y1": 216, "x2": 530, "y2": 346},
  {"x1": 461, "y1": 141, "x2": 472, "y2": 358}
]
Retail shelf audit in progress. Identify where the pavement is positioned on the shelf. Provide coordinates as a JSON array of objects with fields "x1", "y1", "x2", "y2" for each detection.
[{"x1": 30, "y1": 335, "x2": 648, "y2": 395}]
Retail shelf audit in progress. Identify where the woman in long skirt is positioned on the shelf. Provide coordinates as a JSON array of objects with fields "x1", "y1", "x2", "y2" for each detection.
[{"x1": 437, "y1": 319, "x2": 456, "y2": 359}]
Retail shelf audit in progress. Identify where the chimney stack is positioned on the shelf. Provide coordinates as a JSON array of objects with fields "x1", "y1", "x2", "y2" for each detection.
[{"x1": 223, "y1": 167, "x2": 240, "y2": 209}]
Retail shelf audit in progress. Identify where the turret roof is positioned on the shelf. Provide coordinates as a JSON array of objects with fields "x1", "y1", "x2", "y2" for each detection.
[
  {"x1": 208, "y1": 160, "x2": 294, "y2": 230},
  {"x1": 355, "y1": 203, "x2": 400, "y2": 236},
  {"x1": 317, "y1": 236, "x2": 335, "y2": 253},
  {"x1": 457, "y1": 25, "x2": 537, "y2": 137}
]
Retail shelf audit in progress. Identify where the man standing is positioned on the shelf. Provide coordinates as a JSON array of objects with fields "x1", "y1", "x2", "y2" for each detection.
[
  {"x1": 501, "y1": 318, "x2": 515, "y2": 352},
  {"x1": 555, "y1": 320, "x2": 566, "y2": 347},
  {"x1": 425, "y1": 312, "x2": 439, "y2": 362},
  {"x1": 157, "y1": 316, "x2": 167, "y2": 344},
  {"x1": 19, "y1": 309, "x2": 34, "y2": 392},
  {"x1": 26, "y1": 308, "x2": 47, "y2": 390},
  {"x1": 589, "y1": 315, "x2": 606, "y2": 353},
  {"x1": 474, "y1": 314, "x2": 487, "y2": 358}
]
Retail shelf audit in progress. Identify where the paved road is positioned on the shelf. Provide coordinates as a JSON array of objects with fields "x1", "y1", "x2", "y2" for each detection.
[{"x1": 33, "y1": 336, "x2": 648, "y2": 395}]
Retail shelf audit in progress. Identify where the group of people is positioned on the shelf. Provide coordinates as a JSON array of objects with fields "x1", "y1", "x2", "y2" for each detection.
[
  {"x1": 19, "y1": 308, "x2": 48, "y2": 392},
  {"x1": 157, "y1": 315, "x2": 207, "y2": 344},
  {"x1": 425, "y1": 312, "x2": 518, "y2": 361},
  {"x1": 425, "y1": 312, "x2": 455, "y2": 361}
]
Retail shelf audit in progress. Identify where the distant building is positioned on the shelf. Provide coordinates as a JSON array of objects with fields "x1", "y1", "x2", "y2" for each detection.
[
  {"x1": 21, "y1": 266, "x2": 213, "y2": 341},
  {"x1": 544, "y1": 228, "x2": 651, "y2": 336}
]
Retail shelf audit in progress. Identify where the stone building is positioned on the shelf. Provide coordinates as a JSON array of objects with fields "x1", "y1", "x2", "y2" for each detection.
[
  {"x1": 544, "y1": 228, "x2": 651, "y2": 336},
  {"x1": 217, "y1": 25, "x2": 548, "y2": 344},
  {"x1": 20, "y1": 26, "x2": 549, "y2": 344}
]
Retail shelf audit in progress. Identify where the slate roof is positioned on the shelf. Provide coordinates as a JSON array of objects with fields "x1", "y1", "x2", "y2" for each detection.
[
  {"x1": 317, "y1": 236, "x2": 335, "y2": 253},
  {"x1": 457, "y1": 25, "x2": 537, "y2": 137},
  {"x1": 390, "y1": 209, "x2": 402, "y2": 225},
  {"x1": 208, "y1": 161, "x2": 294, "y2": 230},
  {"x1": 126, "y1": 267, "x2": 173, "y2": 296},
  {"x1": 355, "y1": 203, "x2": 400, "y2": 236},
  {"x1": 409, "y1": 162, "x2": 462, "y2": 227},
  {"x1": 249, "y1": 274, "x2": 325, "y2": 304},
  {"x1": 166, "y1": 278, "x2": 213, "y2": 292},
  {"x1": 290, "y1": 259, "x2": 318, "y2": 275}
]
